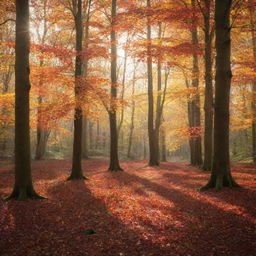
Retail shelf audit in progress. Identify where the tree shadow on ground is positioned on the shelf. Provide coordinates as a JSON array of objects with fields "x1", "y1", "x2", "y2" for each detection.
[
  {"x1": 0, "y1": 179, "x2": 179, "y2": 256},
  {"x1": 109, "y1": 167, "x2": 256, "y2": 256}
]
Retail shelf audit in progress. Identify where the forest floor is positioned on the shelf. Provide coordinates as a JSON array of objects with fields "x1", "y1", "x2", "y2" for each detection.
[{"x1": 0, "y1": 159, "x2": 255, "y2": 256}]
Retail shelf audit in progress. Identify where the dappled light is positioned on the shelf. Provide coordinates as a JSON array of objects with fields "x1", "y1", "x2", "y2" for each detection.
[
  {"x1": 1, "y1": 159, "x2": 255, "y2": 255},
  {"x1": 1, "y1": 0, "x2": 256, "y2": 255}
]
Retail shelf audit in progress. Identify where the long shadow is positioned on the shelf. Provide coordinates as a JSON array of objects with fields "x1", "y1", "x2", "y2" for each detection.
[
  {"x1": 0, "y1": 178, "x2": 178, "y2": 256},
  {"x1": 109, "y1": 169, "x2": 256, "y2": 256},
  {"x1": 160, "y1": 163, "x2": 256, "y2": 215}
]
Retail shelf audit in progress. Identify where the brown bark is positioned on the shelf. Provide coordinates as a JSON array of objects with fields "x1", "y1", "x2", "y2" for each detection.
[
  {"x1": 147, "y1": 0, "x2": 159, "y2": 166},
  {"x1": 81, "y1": 0, "x2": 92, "y2": 160},
  {"x1": 248, "y1": 0, "x2": 256, "y2": 163},
  {"x1": 160, "y1": 123, "x2": 167, "y2": 162},
  {"x1": 201, "y1": 0, "x2": 240, "y2": 191},
  {"x1": 127, "y1": 62, "x2": 136, "y2": 159},
  {"x1": 202, "y1": 0, "x2": 214, "y2": 171},
  {"x1": 117, "y1": 34, "x2": 128, "y2": 137},
  {"x1": 7, "y1": 0, "x2": 43, "y2": 200},
  {"x1": 82, "y1": 117, "x2": 89, "y2": 159},
  {"x1": 108, "y1": 0, "x2": 123, "y2": 171},
  {"x1": 68, "y1": 0, "x2": 87, "y2": 180},
  {"x1": 190, "y1": 0, "x2": 203, "y2": 166}
]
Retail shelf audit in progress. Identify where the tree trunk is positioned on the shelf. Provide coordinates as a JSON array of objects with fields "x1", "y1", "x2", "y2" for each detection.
[
  {"x1": 201, "y1": 0, "x2": 240, "y2": 191},
  {"x1": 68, "y1": 0, "x2": 87, "y2": 180},
  {"x1": 89, "y1": 121, "x2": 94, "y2": 152},
  {"x1": 202, "y1": 0, "x2": 214, "y2": 171},
  {"x1": 147, "y1": 0, "x2": 159, "y2": 166},
  {"x1": 81, "y1": 0, "x2": 91, "y2": 160},
  {"x1": 117, "y1": 34, "x2": 128, "y2": 137},
  {"x1": 108, "y1": 0, "x2": 122, "y2": 171},
  {"x1": 127, "y1": 63, "x2": 136, "y2": 159},
  {"x1": 185, "y1": 76, "x2": 195, "y2": 164},
  {"x1": 160, "y1": 124, "x2": 167, "y2": 162},
  {"x1": 82, "y1": 117, "x2": 89, "y2": 159},
  {"x1": 190, "y1": 0, "x2": 203, "y2": 166},
  {"x1": 35, "y1": 125, "x2": 50, "y2": 160},
  {"x1": 248, "y1": 0, "x2": 256, "y2": 163},
  {"x1": 35, "y1": 60, "x2": 49, "y2": 160},
  {"x1": 95, "y1": 120, "x2": 100, "y2": 150},
  {"x1": 7, "y1": 0, "x2": 43, "y2": 200}
]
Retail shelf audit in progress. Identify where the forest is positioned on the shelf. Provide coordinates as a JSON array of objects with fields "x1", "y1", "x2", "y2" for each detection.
[{"x1": 0, "y1": 0, "x2": 255, "y2": 255}]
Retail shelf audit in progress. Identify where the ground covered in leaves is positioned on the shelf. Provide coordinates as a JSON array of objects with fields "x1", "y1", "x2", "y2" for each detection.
[{"x1": 0, "y1": 159, "x2": 255, "y2": 256}]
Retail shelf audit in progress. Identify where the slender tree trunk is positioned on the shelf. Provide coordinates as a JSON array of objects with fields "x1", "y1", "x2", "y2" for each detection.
[
  {"x1": 95, "y1": 120, "x2": 100, "y2": 150},
  {"x1": 160, "y1": 123, "x2": 167, "y2": 162},
  {"x1": 35, "y1": 60, "x2": 49, "y2": 160},
  {"x1": 82, "y1": 117, "x2": 89, "y2": 159},
  {"x1": 117, "y1": 34, "x2": 128, "y2": 136},
  {"x1": 190, "y1": 0, "x2": 202, "y2": 166},
  {"x1": 202, "y1": 0, "x2": 214, "y2": 171},
  {"x1": 147, "y1": 0, "x2": 159, "y2": 166},
  {"x1": 127, "y1": 63, "x2": 136, "y2": 159},
  {"x1": 248, "y1": 0, "x2": 256, "y2": 163},
  {"x1": 7, "y1": 0, "x2": 43, "y2": 200},
  {"x1": 68, "y1": 0, "x2": 87, "y2": 180},
  {"x1": 35, "y1": 1, "x2": 49, "y2": 161},
  {"x1": 108, "y1": 0, "x2": 123, "y2": 171},
  {"x1": 1, "y1": 62, "x2": 13, "y2": 154},
  {"x1": 81, "y1": 0, "x2": 92, "y2": 160},
  {"x1": 35, "y1": 126, "x2": 50, "y2": 160},
  {"x1": 185, "y1": 76, "x2": 195, "y2": 164},
  {"x1": 89, "y1": 121, "x2": 94, "y2": 152},
  {"x1": 201, "y1": 0, "x2": 240, "y2": 191}
]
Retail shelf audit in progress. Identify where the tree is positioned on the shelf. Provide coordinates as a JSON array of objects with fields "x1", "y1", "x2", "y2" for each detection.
[
  {"x1": 127, "y1": 60, "x2": 137, "y2": 159},
  {"x1": 197, "y1": 0, "x2": 214, "y2": 171},
  {"x1": 201, "y1": 0, "x2": 240, "y2": 190},
  {"x1": 189, "y1": 0, "x2": 202, "y2": 167},
  {"x1": 34, "y1": 0, "x2": 51, "y2": 160},
  {"x1": 147, "y1": 0, "x2": 159, "y2": 166},
  {"x1": 248, "y1": 0, "x2": 256, "y2": 163},
  {"x1": 7, "y1": 0, "x2": 43, "y2": 199},
  {"x1": 108, "y1": 0, "x2": 123, "y2": 171},
  {"x1": 68, "y1": 0, "x2": 87, "y2": 180}
]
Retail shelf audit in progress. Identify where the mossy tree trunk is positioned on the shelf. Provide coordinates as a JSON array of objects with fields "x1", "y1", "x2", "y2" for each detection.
[
  {"x1": 201, "y1": 0, "x2": 240, "y2": 191},
  {"x1": 7, "y1": 0, "x2": 43, "y2": 200}
]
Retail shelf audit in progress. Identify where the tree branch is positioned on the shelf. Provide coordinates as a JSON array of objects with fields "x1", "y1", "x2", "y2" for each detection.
[{"x1": 0, "y1": 19, "x2": 15, "y2": 26}]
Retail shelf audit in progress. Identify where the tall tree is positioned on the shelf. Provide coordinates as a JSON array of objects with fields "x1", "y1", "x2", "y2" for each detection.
[
  {"x1": 68, "y1": 0, "x2": 87, "y2": 180},
  {"x1": 190, "y1": 0, "x2": 202, "y2": 166},
  {"x1": 7, "y1": 0, "x2": 43, "y2": 199},
  {"x1": 147, "y1": 0, "x2": 159, "y2": 166},
  {"x1": 127, "y1": 61, "x2": 137, "y2": 159},
  {"x1": 201, "y1": 0, "x2": 239, "y2": 190},
  {"x1": 108, "y1": 0, "x2": 123, "y2": 171},
  {"x1": 35, "y1": 0, "x2": 50, "y2": 160},
  {"x1": 248, "y1": 0, "x2": 256, "y2": 164},
  {"x1": 197, "y1": 0, "x2": 214, "y2": 171},
  {"x1": 81, "y1": 0, "x2": 92, "y2": 160}
]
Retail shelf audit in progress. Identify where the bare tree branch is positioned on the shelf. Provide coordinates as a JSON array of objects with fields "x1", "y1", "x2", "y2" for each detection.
[{"x1": 0, "y1": 19, "x2": 15, "y2": 26}]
